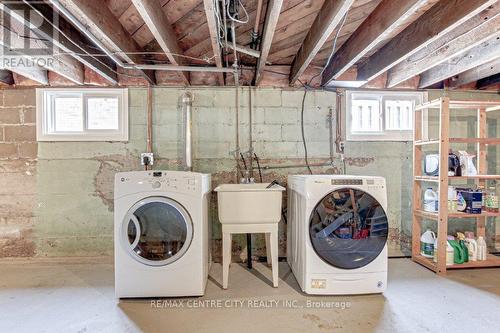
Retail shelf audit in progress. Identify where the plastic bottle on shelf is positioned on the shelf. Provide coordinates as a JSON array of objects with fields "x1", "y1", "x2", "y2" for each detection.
[
  {"x1": 420, "y1": 230, "x2": 436, "y2": 258},
  {"x1": 465, "y1": 238, "x2": 478, "y2": 261},
  {"x1": 486, "y1": 187, "x2": 498, "y2": 213},
  {"x1": 448, "y1": 186, "x2": 457, "y2": 212},
  {"x1": 424, "y1": 188, "x2": 438, "y2": 212},
  {"x1": 433, "y1": 238, "x2": 454, "y2": 266},
  {"x1": 477, "y1": 236, "x2": 487, "y2": 261}
]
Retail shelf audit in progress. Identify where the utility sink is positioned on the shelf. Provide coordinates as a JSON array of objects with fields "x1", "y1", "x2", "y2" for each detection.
[{"x1": 214, "y1": 183, "x2": 285, "y2": 224}]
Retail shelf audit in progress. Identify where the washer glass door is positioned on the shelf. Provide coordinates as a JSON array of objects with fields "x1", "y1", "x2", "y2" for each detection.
[
  {"x1": 123, "y1": 196, "x2": 193, "y2": 266},
  {"x1": 309, "y1": 188, "x2": 388, "y2": 269}
]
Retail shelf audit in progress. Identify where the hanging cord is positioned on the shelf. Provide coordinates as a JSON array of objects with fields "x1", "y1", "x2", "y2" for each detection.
[
  {"x1": 301, "y1": 88, "x2": 313, "y2": 174},
  {"x1": 307, "y1": 11, "x2": 349, "y2": 86},
  {"x1": 227, "y1": 0, "x2": 249, "y2": 24},
  {"x1": 253, "y1": 153, "x2": 263, "y2": 183}
]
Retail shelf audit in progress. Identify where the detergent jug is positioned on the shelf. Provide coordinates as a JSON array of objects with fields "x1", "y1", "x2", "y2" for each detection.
[
  {"x1": 465, "y1": 238, "x2": 478, "y2": 261},
  {"x1": 433, "y1": 238, "x2": 454, "y2": 266},
  {"x1": 420, "y1": 230, "x2": 436, "y2": 258},
  {"x1": 424, "y1": 188, "x2": 438, "y2": 212}
]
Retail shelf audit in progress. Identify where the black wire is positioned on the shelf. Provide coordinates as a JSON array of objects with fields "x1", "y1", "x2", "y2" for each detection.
[
  {"x1": 301, "y1": 89, "x2": 313, "y2": 175},
  {"x1": 253, "y1": 153, "x2": 263, "y2": 183}
]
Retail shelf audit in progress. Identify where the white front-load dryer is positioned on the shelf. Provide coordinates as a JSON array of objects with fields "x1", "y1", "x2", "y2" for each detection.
[
  {"x1": 114, "y1": 170, "x2": 211, "y2": 298},
  {"x1": 287, "y1": 175, "x2": 388, "y2": 295}
]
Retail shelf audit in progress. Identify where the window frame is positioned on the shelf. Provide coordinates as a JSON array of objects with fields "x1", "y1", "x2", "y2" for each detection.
[
  {"x1": 36, "y1": 88, "x2": 128, "y2": 142},
  {"x1": 346, "y1": 90, "x2": 425, "y2": 142}
]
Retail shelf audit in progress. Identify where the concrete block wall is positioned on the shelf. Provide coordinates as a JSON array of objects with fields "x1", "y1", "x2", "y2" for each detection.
[
  {"x1": 1, "y1": 87, "x2": 499, "y2": 258},
  {"x1": 0, "y1": 89, "x2": 37, "y2": 257}
]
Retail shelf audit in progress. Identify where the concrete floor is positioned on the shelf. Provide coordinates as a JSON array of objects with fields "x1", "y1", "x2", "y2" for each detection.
[{"x1": 0, "y1": 258, "x2": 499, "y2": 333}]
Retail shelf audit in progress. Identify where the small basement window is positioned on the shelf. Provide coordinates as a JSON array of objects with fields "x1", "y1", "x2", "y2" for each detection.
[
  {"x1": 346, "y1": 90, "x2": 425, "y2": 141},
  {"x1": 36, "y1": 88, "x2": 128, "y2": 141}
]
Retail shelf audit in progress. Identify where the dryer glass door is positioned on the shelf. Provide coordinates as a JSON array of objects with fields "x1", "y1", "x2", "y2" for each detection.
[
  {"x1": 309, "y1": 188, "x2": 388, "y2": 269},
  {"x1": 123, "y1": 197, "x2": 193, "y2": 266}
]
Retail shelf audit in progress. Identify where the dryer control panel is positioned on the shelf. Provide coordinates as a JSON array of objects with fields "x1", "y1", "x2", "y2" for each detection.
[{"x1": 117, "y1": 171, "x2": 198, "y2": 193}]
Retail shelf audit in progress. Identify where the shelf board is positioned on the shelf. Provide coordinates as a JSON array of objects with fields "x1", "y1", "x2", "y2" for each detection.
[
  {"x1": 449, "y1": 211, "x2": 500, "y2": 218},
  {"x1": 413, "y1": 175, "x2": 499, "y2": 181},
  {"x1": 450, "y1": 175, "x2": 500, "y2": 180},
  {"x1": 416, "y1": 99, "x2": 500, "y2": 111},
  {"x1": 448, "y1": 254, "x2": 500, "y2": 269},
  {"x1": 449, "y1": 138, "x2": 500, "y2": 144},
  {"x1": 413, "y1": 254, "x2": 437, "y2": 272},
  {"x1": 414, "y1": 209, "x2": 500, "y2": 220},
  {"x1": 414, "y1": 176, "x2": 440, "y2": 182},
  {"x1": 415, "y1": 140, "x2": 440, "y2": 146},
  {"x1": 414, "y1": 209, "x2": 438, "y2": 220},
  {"x1": 413, "y1": 254, "x2": 500, "y2": 271},
  {"x1": 415, "y1": 138, "x2": 500, "y2": 146}
]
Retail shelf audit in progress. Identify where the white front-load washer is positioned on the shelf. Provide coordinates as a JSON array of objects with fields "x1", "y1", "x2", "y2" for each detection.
[
  {"x1": 287, "y1": 175, "x2": 388, "y2": 295},
  {"x1": 114, "y1": 170, "x2": 211, "y2": 298}
]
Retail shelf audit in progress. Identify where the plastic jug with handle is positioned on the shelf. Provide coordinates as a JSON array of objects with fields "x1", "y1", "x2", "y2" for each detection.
[{"x1": 420, "y1": 230, "x2": 436, "y2": 258}]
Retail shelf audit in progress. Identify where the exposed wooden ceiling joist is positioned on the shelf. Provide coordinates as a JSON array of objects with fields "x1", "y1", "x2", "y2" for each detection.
[
  {"x1": 450, "y1": 58, "x2": 500, "y2": 89},
  {"x1": 202, "y1": 0, "x2": 224, "y2": 85},
  {"x1": 0, "y1": 70, "x2": 14, "y2": 85},
  {"x1": 255, "y1": 0, "x2": 283, "y2": 86},
  {"x1": 0, "y1": 1, "x2": 118, "y2": 84},
  {"x1": 387, "y1": 3, "x2": 500, "y2": 88},
  {"x1": 131, "y1": 0, "x2": 189, "y2": 85},
  {"x1": 54, "y1": 0, "x2": 155, "y2": 84},
  {"x1": 0, "y1": 63, "x2": 48, "y2": 85},
  {"x1": 289, "y1": 0, "x2": 354, "y2": 85},
  {"x1": 419, "y1": 35, "x2": 500, "y2": 88},
  {"x1": 477, "y1": 72, "x2": 500, "y2": 89},
  {"x1": 321, "y1": 0, "x2": 436, "y2": 86},
  {"x1": 0, "y1": 17, "x2": 84, "y2": 85},
  {"x1": 356, "y1": 0, "x2": 498, "y2": 82}
]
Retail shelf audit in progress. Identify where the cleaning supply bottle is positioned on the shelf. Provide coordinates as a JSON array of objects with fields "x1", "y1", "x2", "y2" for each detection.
[
  {"x1": 448, "y1": 240, "x2": 466, "y2": 264},
  {"x1": 465, "y1": 238, "x2": 478, "y2": 261},
  {"x1": 486, "y1": 187, "x2": 499, "y2": 213},
  {"x1": 477, "y1": 236, "x2": 487, "y2": 261},
  {"x1": 433, "y1": 238, "x2": 454, "y2": 266},
  {"x1": 420, "y1": 230, "x2": 436, "y2": 258},
  {"x1": 456, "y1": 232, "x2": 469, "y2": 263},
  {"x1": 424, "y1": 188, "x2": 438, "y2": 212}
]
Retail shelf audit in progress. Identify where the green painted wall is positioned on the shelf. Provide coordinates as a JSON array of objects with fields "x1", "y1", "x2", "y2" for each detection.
[{"x1": 1, "y1": 87, "x2": 499, "y2": 258}]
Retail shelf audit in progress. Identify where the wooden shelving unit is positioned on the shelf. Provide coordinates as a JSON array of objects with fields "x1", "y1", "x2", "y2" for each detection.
[{"x1": 412, "y1": 97, "x2": 500, "y2": 275}]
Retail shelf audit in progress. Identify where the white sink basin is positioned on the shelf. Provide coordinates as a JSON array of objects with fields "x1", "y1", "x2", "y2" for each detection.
[{"x1": 214, "y1": 183, "x2": 285, "y2": 224}]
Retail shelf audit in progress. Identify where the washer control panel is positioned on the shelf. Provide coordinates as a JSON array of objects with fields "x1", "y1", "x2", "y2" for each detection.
[{"x1": 331, "y1": 179, "x2": 363, "y2": 186}]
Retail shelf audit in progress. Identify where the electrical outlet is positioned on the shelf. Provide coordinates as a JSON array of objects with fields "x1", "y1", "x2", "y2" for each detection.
[{"x1": 141, "y1": 153, "x2": 154, "y2": 166}]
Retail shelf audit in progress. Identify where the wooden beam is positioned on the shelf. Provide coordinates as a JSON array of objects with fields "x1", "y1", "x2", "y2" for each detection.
[
  {"x1": 321, "y1": 0, "x2": 436, "y2": 86},
  {"x1": 131, "y1": 0, "x2": 189, "y2": 85},
  {"x1": 0, "y1": 70, "x2": 14, "y2": 85},
  {"x1": 255, "y1": 0, "x2": 283, "y2": 85},
  {"x1": 290, "y1": 0, "x2": 354, "y2": 85},
  {"x1": 387, "y1": 3, "x2": 500, "y2": 87},
  {"x1": 0, "y1": 1, "x2": 118, "y2": 84},
  {"x1": 202, "y1": 0, "x2": 224, "y2": 85},
  {"x1": 419, "y1": 35, "x2": 500, "y2": 88},
  {"x1": 0, "y1": 17, "x2": 84, "y2": 84},
  {"x1": 0, "y1": 63, "x2": 48, "y2": 85},
  {"x1": 450, "y1": 58, "x2": 500, "y2": 89},
  {"x1": 357, "y1": 0, "x2": 497, "y2": 82},
  {"x1": 55, "y1": 0, "x2": 155, "y2": 84},
  {"x1": 477, "y1": 72, "x2": 500, "y2": 89}
]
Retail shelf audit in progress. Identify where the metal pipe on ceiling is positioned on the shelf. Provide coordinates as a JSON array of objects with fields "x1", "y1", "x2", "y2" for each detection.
[
  {"x1": 122, "y1": 64, "x2": 235, "y2": 73},
  {"x1": 251, "y1": 0, "x2": 264, "y2": 49}
]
